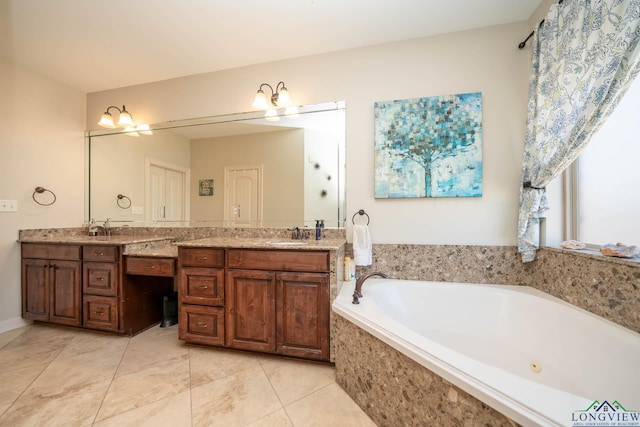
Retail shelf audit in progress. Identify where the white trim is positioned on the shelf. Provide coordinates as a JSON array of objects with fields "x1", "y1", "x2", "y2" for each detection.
[{"x1": 0, "y1": 317, "x2": 32, "y2": 333}]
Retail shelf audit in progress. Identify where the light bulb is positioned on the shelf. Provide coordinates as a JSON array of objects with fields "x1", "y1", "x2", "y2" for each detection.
[
  {"x1": 98, "y1": 112, "x2": 115, "y2": 128},
  {"x1": 117, "y1": 111, "x2": 133, "y2": 127},
  {"x1": 277, "y1": 87, "x2": 291, "y2": 106},
  {"x1": 253, "y1": 90, "x2": 268, "y2": 109}
]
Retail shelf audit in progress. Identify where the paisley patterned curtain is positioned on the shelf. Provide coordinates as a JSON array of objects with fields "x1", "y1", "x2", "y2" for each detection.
[{"x1": 518, "y1": 0, "x2": 640, "y2": 262}]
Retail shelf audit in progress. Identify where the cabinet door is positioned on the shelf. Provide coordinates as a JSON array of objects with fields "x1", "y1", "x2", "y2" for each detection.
[
  {"x1": 180, "y1": 267, "x2": 224, "y2": 306},
  {"x1": 22, "y1": 259, "x2": 49, "y2": 321},
  {"x1": 225, "y1": 269, "x2": 276, "y2": 353},
  {"x1": 276, "y1": 272, "x2": 330, "y2": 361},
  {"x1": 49, "y1": 260, "x2": 83, "y2": 326}
]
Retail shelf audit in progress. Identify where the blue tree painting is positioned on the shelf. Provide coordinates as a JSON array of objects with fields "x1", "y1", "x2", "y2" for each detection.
[{"x1": 374, "y1": 92, "x2": 483, "y2": 198}]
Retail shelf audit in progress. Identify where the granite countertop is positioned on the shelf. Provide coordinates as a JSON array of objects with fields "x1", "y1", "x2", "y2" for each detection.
[
  {"x1": 19, "y1": 235, "x2": 174, "y2": 245},
  {"x1": 176, "y1": 237, "x2": 346, "y2": 251},
  {"x1": 124, "y1": 244, "x2": 179, "y2": 258}
]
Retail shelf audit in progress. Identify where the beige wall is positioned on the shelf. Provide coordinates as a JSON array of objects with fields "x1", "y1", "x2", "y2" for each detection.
[
  {"x1": 88, "y1": 21, "x2": 532, "y2": 246},
  {"x1": 0, "y1": 58, "x2": 86, "y2": 330},
  {"x1": 0, "y1": 20, "x2": 534, "y2": 327},
  {"x1": 190, "y1": 130, "x2": 304, "y2": 226}
]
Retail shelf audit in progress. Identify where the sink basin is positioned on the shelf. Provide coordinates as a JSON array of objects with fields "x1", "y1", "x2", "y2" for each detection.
[{"x1": 268, "y1": 241, "x2": 307, "y2": 246}]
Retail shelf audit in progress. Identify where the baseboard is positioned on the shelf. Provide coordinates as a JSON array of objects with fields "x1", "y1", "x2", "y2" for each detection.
[{"x1": 0, "y1": 317, "x2": 32, "y2": 333}]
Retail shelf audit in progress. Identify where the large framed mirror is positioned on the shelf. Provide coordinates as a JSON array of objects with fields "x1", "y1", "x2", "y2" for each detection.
[{"x1": 86, "y1": 101, "x2": 346, "y2": 228}]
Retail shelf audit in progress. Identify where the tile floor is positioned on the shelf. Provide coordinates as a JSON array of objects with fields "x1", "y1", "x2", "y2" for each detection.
[{"x1": 0, "y1": 323, "x2": 376, "y2": 427}]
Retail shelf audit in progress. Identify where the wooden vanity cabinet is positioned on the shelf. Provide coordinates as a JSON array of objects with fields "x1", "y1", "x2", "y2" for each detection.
[
  {"x1": 178, "y1": 247, "x2": 331, "y2": 361},
  {"x1": 83, "y1": 245, "x2": 120, "y2": 331},
  {"x1": 22, "y1": 244, "x2": 82, "y2": 326},
  {"x1": 22, "y1": 242, "x2": 174, "y2": 336},
  {"x1": 178, "y1": 248, "x2": 225, "y2": 345}
]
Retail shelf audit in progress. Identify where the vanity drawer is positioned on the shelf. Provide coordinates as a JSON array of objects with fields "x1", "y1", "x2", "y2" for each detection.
[
  {"x1": 179, "y1": 305, "x2": 224, "y2": 346},
  {"x1": 179, "y1": 248, "x2": 224, "y2": 268},
  {"x1": 83, "y1": 262, "x2": 118, "y2": 296},
  {"x1": 83, "y1": 295, "x2": 118, "y2": 331},
  {"x1": 180, "y1": 267, "x2": 224, "y2": 306},
  {"x1": 126, "y1": 257, "x2": 176, "y2": 277},
  {"x1": 227, "y1": 249, "x2": 329, "y2": 273},
  {"x1": 83, "y1": 245, "x2": 119, "y2": 262},
  {"x1": 22, "y1": 243, "x2": 82, "y2": 261}
]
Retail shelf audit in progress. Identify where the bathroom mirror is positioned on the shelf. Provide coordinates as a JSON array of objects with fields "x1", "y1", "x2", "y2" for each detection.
[{"x1": 86, "y1": 102, "x2": 346, "y2": 228}]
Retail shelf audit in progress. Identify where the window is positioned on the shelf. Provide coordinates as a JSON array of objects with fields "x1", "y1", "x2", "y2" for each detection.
[{"x1": 570, "y1": 75, "x2": 640, "y2": 246}]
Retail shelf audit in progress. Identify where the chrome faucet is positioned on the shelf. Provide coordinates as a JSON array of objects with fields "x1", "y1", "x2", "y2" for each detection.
[
  {"x1": 103, "y1": 218, "x2": 112, "y2": 236},
  {"x1": 291, "y1": 226, "x2": 309, "y2": 240},
  {"x1": 352, "y1": 272, "x2": 389, "y2": 304}
]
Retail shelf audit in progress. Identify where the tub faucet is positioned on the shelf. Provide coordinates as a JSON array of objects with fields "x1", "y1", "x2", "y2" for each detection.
[{"x1": 352, "y1": 272, "x2": 389, "y2": 304}]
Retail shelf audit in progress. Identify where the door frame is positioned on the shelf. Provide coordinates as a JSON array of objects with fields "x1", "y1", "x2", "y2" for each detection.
[
  {"x1": 144, "y1": 157, "x2": 191, "y2": 225},
  {"x1": 223, "y1": 164, "x2": 264, "y2": 227}
]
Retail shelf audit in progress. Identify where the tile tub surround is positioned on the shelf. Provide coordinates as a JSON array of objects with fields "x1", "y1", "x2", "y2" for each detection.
[
  {"x1": 334, "y1": 316, "x2": 518, "y2": 427},
  {"x1": 351, "y1": 244, "x2": 640, "y2": 334}
]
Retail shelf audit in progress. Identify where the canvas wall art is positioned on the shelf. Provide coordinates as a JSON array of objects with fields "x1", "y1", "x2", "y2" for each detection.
[{"x1": 374, "y1": 92, "x2": 483, "y2": 198}]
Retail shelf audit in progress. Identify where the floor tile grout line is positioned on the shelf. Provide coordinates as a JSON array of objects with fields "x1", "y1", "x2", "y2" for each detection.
[
  {"x1": 89, "y1": 333, "x2": 132, "y2": 426},
  {"x1": 187, "y1": 345, "x2": 194, "y2": 427},
  {"x1": 258, "y1": 357, "x2": 296, "y2": 427},
  {"x1": 0, "y1": 325, "x2": 72, "y2": 422}
]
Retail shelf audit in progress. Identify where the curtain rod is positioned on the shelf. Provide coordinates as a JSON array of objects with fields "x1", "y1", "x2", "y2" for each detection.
[{"x1": 518, "y1": 0, "x2": 564, "y2": 49}]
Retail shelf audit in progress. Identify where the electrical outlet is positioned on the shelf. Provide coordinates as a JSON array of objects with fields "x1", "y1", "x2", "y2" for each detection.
[
  {"x1": 132, "y1": 206, "x2": 144, "y2": 215},
  {"x1": 0, "y1": 200, "x2": 18, "y2": 212}
]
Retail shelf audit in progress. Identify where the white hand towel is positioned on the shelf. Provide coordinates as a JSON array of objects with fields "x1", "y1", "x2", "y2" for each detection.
[{"x1": 353, "y1": 224, "x2": 372, "y2": 266}]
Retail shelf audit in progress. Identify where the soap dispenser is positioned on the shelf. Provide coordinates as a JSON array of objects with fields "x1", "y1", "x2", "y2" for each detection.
[{"x1": 315, "y1": 220, "x2": 324, "y2": 240}]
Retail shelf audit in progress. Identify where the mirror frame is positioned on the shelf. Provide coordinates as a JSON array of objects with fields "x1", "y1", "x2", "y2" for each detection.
[{"x1": 85, "y1": 101, "x2": 346, "y2": 228}]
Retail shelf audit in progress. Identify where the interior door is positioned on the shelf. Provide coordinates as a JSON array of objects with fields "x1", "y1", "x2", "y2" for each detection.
[
  {"x1": 225, "y1": 166, "x2": 262, "y2": 227},
  {"x1": 149, "y1": 164, "x2": 185, "y2": 225}
]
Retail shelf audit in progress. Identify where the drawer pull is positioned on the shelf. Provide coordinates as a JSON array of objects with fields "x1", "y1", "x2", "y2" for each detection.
[
  {"x1": 195, "y1": 322, "x2": 208, "y2": 328},
  {"x1": 96, "y1": 251, "x2": 104, "y2": 256},
  {"x1": 195, "y1": 285, "x2": 209, "y2": 290},
  {"x1": 96, "y1": 277, "x2": 104, "y2": 281},
  {"x1": 145, "y1": 265, "x2": 156, "y2": 269},
  {"x1": 94, "y1": 311, "x2": 104, "y2": 315},
  {"x1": 197, "y1": 256, "x2": 208, "y2": 260}
]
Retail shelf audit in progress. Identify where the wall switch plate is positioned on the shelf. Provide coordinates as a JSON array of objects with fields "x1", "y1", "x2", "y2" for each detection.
[
  {"x1": 0, "y1": 200, "x2": 18, "y2": 212},
  {"x1": 132, "y1": 206, "x2": 144, "y2": 215}
]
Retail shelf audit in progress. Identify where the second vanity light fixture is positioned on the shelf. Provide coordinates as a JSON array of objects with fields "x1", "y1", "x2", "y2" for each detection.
[
  {"x1": 97, "y1": 105, "x2": 152, "y2": 136},
  {"x1": 252, "y1": 81, "x2": 298, "y2": 121}
]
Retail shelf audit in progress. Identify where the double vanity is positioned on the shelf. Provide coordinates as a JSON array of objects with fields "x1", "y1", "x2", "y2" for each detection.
[{"x1": 19, "y1": 229, "x2": 345, "y2": 363}]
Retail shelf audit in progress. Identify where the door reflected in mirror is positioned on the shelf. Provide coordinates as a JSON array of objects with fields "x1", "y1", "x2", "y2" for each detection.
[{"x1": 87, "y1": 102, "x2": 346, "y2": 228}]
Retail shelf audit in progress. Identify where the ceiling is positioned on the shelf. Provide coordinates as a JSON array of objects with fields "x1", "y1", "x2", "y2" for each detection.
[{"x1": 1, "y1": 0, "x2": 542, "y2": 93}]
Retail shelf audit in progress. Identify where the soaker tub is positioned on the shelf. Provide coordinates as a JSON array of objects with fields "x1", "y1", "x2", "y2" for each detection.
[{"x1": 332, "y1": 279, "x2": 640, "y2": 426}]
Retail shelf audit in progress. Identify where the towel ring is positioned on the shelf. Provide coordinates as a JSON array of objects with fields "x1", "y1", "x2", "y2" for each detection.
[
  {"x1": 32, "y1": 187, "x2": 56, "y2": 206},
  {"x1": 117, "y1": 194, "x2": 132, "y2": 209},
  {"x1": 352, "y1": 209, "x2": 370, "y2": 225}
]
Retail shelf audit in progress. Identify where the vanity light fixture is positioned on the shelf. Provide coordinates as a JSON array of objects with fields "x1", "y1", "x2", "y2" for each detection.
[
  {"x1": 98, "y1": 105, "x2": 134, "y2": 128},
  {"x1": 252, "y1": 81, "x2": 298, "y2": 120}
]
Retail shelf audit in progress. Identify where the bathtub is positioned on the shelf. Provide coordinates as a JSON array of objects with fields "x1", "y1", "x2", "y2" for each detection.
[{"x1": 332, "y1": 279, "x2": 640, "y2": 427}]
